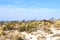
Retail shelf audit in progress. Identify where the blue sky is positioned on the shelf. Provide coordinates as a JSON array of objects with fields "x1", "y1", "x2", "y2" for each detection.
[{"x1": 0, "y1": 0, "x2": 60, "y2": 21}]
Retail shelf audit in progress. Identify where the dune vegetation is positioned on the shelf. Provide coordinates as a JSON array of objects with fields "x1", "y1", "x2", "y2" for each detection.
[{"x1": 0, "y1": 19, "x2": 60, "y2": 40}]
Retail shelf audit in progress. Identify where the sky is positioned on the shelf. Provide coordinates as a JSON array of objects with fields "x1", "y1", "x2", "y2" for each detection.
[{"x1": 0, "y1": 0, "x2": 60, "y2": 21}]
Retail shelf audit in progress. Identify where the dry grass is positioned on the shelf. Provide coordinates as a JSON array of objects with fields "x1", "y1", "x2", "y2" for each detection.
[{"x1": 0, "y1": 19, "x2": 60, "y2": 40}]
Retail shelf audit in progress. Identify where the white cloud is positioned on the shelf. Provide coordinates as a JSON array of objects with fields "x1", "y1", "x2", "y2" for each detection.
[{"x1": 0, "y1": 7, "x2": 60, "y2": 21}]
